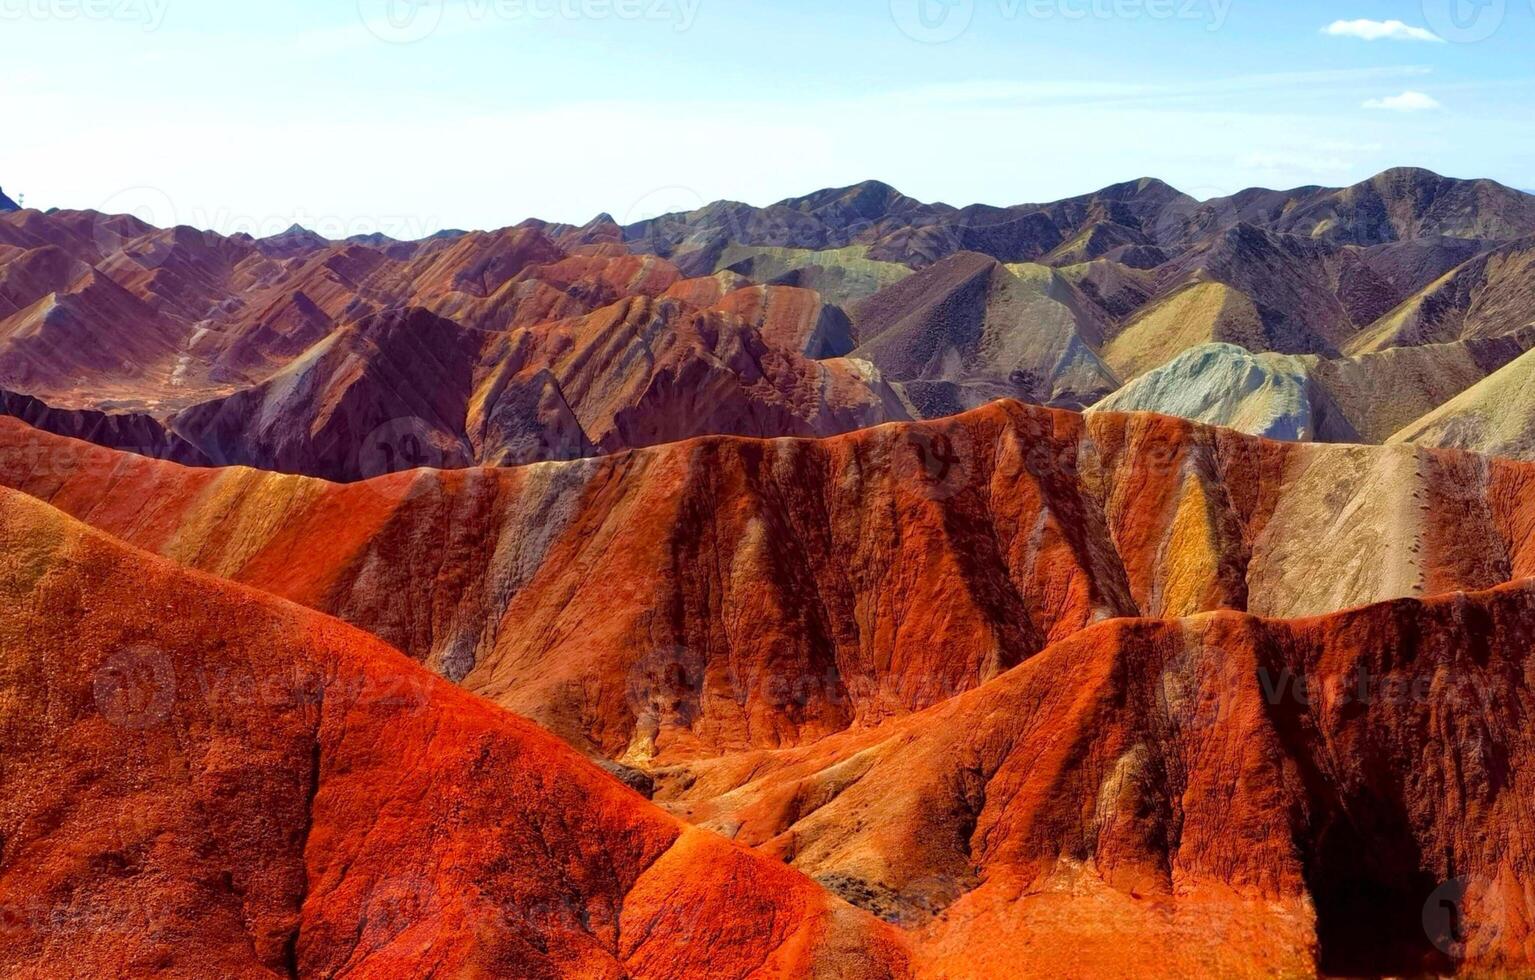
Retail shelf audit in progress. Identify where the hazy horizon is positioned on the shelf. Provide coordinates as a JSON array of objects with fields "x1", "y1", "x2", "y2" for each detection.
[
  {"x1": 5, "y1": 1, "x2": 1533, "y2": 237},
  {"x1": 7, "y1": 164, "x2": 1530, "y2": 243}
]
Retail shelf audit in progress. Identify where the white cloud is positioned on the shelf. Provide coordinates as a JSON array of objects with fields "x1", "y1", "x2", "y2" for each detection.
[
  {"x1": 1324, "y1": 19, "x2": 1443, "y2": 42},
  {"x1": 1362, "y1": 91, "x2": 1443, "y2": 112}
]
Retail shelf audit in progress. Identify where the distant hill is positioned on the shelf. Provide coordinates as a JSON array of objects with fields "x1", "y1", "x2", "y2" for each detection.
[{"x1": 5, "y1": 167, "x2": 1535, "y2": 472}]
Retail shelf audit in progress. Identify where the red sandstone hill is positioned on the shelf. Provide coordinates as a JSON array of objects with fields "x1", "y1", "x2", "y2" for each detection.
[
  {"x1": 6, "y1": 430, "x2": 1535, "y2": 975},
  {"x1": 0, "y1": 485, "x2": 910, "y2": 978},
  {"x1": 6, "y1": 400, "x2": 1535, "y2": 770},
  {"x1": 657, "y1": 581, "x2": 1535, "y2": 976},
  {"x1": 8, "y1": 169, "x2": 1535, "y2": 978}
]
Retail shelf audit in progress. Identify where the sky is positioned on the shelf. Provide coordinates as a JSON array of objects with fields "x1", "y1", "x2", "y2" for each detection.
[{"x1": 2, "y1": 0, "x2": 1532, "y2": 237}]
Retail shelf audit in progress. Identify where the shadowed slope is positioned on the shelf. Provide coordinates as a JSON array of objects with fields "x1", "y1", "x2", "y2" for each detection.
[
  {"x1": 0, "y1": 486, "x2": 911, "y2": 978},
  {"x1": 162, "y1": 299, "x2": 903, "y2": 479},
  {"x1": 653, "y1": 581, "x2": 1535, "y2": 976},
  {"x1": 1347, "y1": 237, "x2": 1535, "y2": 355},
  {"x1": 1208, "y1": 168, "x2": 1535, "y2": 245},
  {"x1": 851, "y1": 252, "x2": 1118, "y2": 411},
  {"x1": 5, "y1": 172, "x2": 1535, "y2": 468}
]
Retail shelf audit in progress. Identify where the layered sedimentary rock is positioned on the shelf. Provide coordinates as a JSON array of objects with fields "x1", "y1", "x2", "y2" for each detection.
[
  {"x1": 6, "y1": 169, "x2": 1535, "y2": 468},
  {"x1": 11, "y1": 167, "x2": 1535, "y2": 977},
  {"x1": 850, "y1": 252, "x2": 1119, "y2": 411},
  {"x1": 1391, "y1": 341, "x2": 1535, "y2": 459},
  {"x1": 6, "y1": 402, "x2": 1535, "y2": 767},
  {"x1": 6, "y1": 439, "x2": 1535, "y2": 975},
  {"x1": 0, "y1": 486, "x2": 910, "y2": 978},
  {"x1": 656, "y1": 581, "x2": 1535, "y2": 976}
]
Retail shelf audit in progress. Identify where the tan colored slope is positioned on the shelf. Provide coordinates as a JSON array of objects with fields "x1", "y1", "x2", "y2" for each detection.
[
  {"x1": 1092, "y1": 336, "x2": 1530, "y2": 446},
  {"x1": 1389, "y1": 342, "x2": 1535, "y2": 459},
  {"x1": 714, "y1": 244, "x2": 914, "y2": 308},
  {"x1": 1346, "y1": 238, "x2": 1535, "y2": 355},
  {"x1": 851, "y1": 252, "x2": 1119, "y2": 410},
  {"x1": 1302, "y1": 333, "x2": 1534, "y2": 443},
  {"x1": 1101, "y1": 280, "x2": 1265, "y2": 379}
]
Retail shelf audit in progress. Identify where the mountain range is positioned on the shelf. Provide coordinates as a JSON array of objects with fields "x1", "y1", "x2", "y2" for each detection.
[
  {"x1": 7, "y1": 169, "x2": 1535, "y2": 975},
  {"x1": 4, "y1": 168, "x2": 1535, "y2": 479}
]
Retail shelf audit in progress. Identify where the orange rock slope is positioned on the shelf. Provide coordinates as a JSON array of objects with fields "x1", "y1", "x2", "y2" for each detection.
[
  {"x1": 659, "y1": 585, "x2": 1535, "y2": 976},
  {"x1": 0, "y1": 486, "x2": 909, "y2": 978},
  {"x1": 7, "y1": 452, "x2": 1535, "y2": 975},
  {"x1": 4, "y1": 402, "x2": 1535, "y2": 764}
]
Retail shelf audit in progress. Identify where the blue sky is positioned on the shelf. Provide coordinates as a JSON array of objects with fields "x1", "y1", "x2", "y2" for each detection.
[{"x1": 2, "y1": 0, "x2": 1531, "y2": 236}]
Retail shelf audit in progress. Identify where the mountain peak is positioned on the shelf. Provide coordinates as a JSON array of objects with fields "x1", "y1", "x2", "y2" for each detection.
[
  {"x1": 778, "y1": 179, "x2": 914, "y2": 216},
  {"x1": 0, "y1": 186, "x2": 19, "y2": 212},
  {"x1": 1368, "y1": 165, "x2": 1447, "y2": 184}
]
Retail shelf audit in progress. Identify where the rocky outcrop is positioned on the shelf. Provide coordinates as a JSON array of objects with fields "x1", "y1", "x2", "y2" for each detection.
[
  {"x1": 8, "y1": 423, "x2": 1535, "y2": 974},
  {"x1": 1090, "y1": 342, "x2": 1358, "y2": 441},
  {"x1": 0, "y1": 386, "x2": 209, "y2": 464}
]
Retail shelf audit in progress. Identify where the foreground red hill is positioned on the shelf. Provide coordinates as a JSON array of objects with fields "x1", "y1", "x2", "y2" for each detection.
[
  {"x1": 6, "y1": 476, "x2": 1535, "y2": 974},
  {"x1": 0, "y1": 487, "x2": 908, "y2": 977}
]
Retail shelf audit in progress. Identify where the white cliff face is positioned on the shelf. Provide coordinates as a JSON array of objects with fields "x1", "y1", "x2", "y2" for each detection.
[{"x1": 1089, "y1": 342, "x2": 1333, "y2": 442}]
